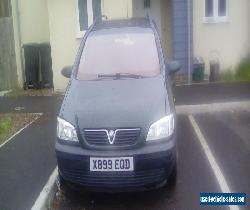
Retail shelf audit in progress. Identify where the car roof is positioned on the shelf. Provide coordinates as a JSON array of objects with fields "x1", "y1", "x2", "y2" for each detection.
[{"x1": 92, "y1": 17, "x2": 153, "y2": 31}]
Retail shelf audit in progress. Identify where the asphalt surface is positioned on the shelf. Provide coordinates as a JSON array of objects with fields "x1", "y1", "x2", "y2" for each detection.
[
  {"x1": 0, "y1": 114, "x2": 57, "y2": 210},
  {"x1": 195, "y1": 111, "x2": 250, "y2": 195},
  {"x1": 0, "y1": 82, "x2": 249, "y2": 210},
  {"x1": 0, "y1": 96, "x2": 62, "y2": 113},
  {"x1": 0, "y1": 82, "x2": 250, "y2": 114},
  {"x1": 173, "y1": 82, "x2": 250, "y2": 105},
  {"x1": 51, "y1": 112, "x2": 250, "y2": 210}
]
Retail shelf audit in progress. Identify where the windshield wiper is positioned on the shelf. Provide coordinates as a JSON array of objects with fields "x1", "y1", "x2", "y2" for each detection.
[
  {"x1": 98, "y1": 74, "x2": 117, "y2": 79},
  {"x1": 98, "y1": 73, "x2": 146, "y2": 79}
]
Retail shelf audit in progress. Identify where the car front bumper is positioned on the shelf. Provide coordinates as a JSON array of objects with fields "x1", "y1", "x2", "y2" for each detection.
[{"x1": 56, "y1": 136, "x2": 177, "y2": 192}]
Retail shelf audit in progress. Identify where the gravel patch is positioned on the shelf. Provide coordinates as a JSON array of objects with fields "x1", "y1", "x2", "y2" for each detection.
[{"x1": 5, "y1": 89, "x2": 61, "y2": 97}]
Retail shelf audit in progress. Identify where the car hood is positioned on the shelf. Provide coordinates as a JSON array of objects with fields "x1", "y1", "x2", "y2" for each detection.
[{"x1": 60, "y1": 76, "x2": 171, "y2": 131}]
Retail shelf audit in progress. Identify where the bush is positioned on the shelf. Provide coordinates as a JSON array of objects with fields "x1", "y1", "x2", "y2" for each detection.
[
  {"x1": 220, "y1": 70, "x2": 235, "y2": 82},
  {"x1": 235, "y1": 57, "x2": 250, "y2": 81},
  {"x1": 220, "y1": 57, "x2": 250, "y2": 82}
]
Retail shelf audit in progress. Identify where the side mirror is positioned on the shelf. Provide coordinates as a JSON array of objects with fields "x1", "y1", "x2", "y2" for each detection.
[
  {"x1": 167, "y1": 61, "x2": 181, "y2": 75},
  {"x1": 61, "y1": 66, "x2": 73, "y2": 78}
]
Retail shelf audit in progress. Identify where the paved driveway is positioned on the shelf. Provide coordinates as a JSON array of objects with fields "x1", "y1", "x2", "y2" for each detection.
[
  {"x1": 0, "y1": 114, "x2": 57, "y2": 210},
  {"x1": 0, "y1": 82, "x2": 250, "y2": 113},
  {"x1": 0, "y1": 82, "x2": 249, "y2": 210},
  {"x1": 173, "y1": 82, "x2": 250, "y2": 105}
]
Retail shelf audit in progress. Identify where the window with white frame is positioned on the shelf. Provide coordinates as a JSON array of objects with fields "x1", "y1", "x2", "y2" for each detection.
[
  {"x1": 204, "y1": 0, "x2": 228, "y2": 23},
  {"x1": 76, "y1": 0, "x2": 101, "y2": 38}
]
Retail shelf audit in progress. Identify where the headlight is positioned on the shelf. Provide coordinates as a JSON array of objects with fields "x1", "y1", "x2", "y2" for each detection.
[
  {"x1": 146, "y1": 114, "x2": 175, "y2": 141},
  {"x1": 57, "y1": 117, "x2": 78, "y2": 142}
]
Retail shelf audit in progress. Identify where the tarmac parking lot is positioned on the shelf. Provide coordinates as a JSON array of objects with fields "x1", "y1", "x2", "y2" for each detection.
[
  {"x1": 1, "y1": 83, "x2": 249, "y2": 210},
  {"x1": 51, "y1": 109, "x2": 250, "y2": 210}
]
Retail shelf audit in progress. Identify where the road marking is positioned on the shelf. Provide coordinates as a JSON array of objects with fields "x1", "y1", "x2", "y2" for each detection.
[
  {"x1": 0, "y1": 113, "x2": 43, "y2": 148},
  {"x1": 176, "y1": 101, "x2": 250, "y2": 114},
  {"x1": 188, "y1": 115, "x2": 240, "y2": 210},
  {"x1": 14, "y1": 106, "x2": 25, "y2": 111},
  {"x1": 31, "y1": 167, "x2": 58, "y2": 210}
]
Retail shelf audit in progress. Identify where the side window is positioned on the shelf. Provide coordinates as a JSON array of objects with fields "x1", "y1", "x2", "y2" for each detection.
[
  {"x1": 204, "y1": 0, "x2": 228, "y2": 23},
  {"x1": 205, "y1": 0, "x2": 213, "y2": 17},
  {"x1": 77, "y1": 0, "x2": 101, "y2": 38}
]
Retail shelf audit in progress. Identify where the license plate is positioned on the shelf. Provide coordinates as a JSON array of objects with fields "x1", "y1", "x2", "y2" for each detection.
[{"x1": 90, "y1": 157, "x2": 134, "y2": 172}]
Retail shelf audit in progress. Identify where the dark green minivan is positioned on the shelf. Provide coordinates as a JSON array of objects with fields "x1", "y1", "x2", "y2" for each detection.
[{"x1": 56, "y1": 17, "x2": 180, "y2": 192}]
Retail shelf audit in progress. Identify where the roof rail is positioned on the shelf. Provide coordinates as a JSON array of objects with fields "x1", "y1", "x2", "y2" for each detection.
[
  {"x1": 82, "y1": 15, "x2": 108, "y2": 38},
  {"x1": 93, "y1": 15, "x2": 108, "y2": 26},
  {"x1": 145, "y1": 15, "x2": 158, "y2": 33}
]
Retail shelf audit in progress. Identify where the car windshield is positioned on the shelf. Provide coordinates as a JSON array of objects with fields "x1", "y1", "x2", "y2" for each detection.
[{"x1": 77, "y1": 28, "x2": 161, "y2": 80}]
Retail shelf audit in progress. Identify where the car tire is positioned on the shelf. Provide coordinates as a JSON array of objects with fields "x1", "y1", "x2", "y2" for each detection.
[
  {"x1": 58, "y1": 172, "x2": 80, "y2": 194},
  {"x1": 57, "y1": 173, "x2": 66, "y2": 190},
  {"x1": 167, "y1": 162, "x2": 177, "y2": 188}
]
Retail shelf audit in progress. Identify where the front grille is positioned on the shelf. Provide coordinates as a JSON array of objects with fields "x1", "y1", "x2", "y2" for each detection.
[
  {"x1": 83, "y1": 128, "x2": 141, "y2": 146},
  {"x1": 61, "y1": 168, "x2": 165, "y2": 188}
]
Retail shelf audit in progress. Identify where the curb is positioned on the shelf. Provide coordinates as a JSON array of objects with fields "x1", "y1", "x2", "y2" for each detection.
[
  {"x1": 31, "y1": 167, "x2": 58, "y2": 210},
  {"x1": 176, "y1": 100, "x2": 250, "y2": 114}
]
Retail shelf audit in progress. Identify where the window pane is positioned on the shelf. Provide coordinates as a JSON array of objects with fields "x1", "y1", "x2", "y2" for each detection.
[
  {"x1": 77, "y1": 28, "x2": 161, "y2": 80},
  {"x1": 78, "y1": 0, "x2": 88, "y2": 31},
  {"x1": 205, "y1": 0, "x2": 213, "y2": 17},
  {"x1": 218, "y1": 0, "x2": 226, "y2": 16},
  {"x1": 92, "y1": 0, "x2": 101, "y2": 22}
]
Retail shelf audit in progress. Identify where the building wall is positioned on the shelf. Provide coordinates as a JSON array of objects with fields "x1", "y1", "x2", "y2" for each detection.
[
  {"x1": 18, "y1": 0, "x2": 50, "y2": 44},
  {"x1": 132, "y1": 0, "x2": 173, "y2": 61},
  {"x1": 11, "y1": 0, "x2": 50, "y2": 88},
  {"x1": 0, "y1": 17, "x2": 18, "y2": 90},
  {"x1": 0, "y1": 0, "x2": 11, "y2": 17},
  {"x1": 132, "y1": 0, "x2": 162, "y2": 35},
  {"x1": 11, "y1": 0, "x2": 22, "y2": 87},
  {"x1": 161, "y1": 0, "x2": 173, "y2": 60},
  {"x1": 193, "y1": 0, "x2": 250, "y2": 73},
  {"x1": 47, "y1": 0, "x2": 79, "y2": 92},
  {"x1": 102, "y1": 0, "x2": 132, "y2": 19},
  {"x1": 48, "y1": 0, "x2": 133, "y2": 91}
]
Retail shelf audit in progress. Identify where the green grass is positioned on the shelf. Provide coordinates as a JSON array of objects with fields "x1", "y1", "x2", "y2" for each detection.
[
  {"x1": 220, "y1": 57, "x2": 250, "y2": 82},
  {"x1": 0, "y1": 117, "x2": 11, "y2": 138}
]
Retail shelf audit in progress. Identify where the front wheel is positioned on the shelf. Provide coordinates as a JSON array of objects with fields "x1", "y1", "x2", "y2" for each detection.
[
  {"x1": 167, "y1": 162, "x2": 177, "y2": 187},
  {"x1": 57, "y1": 173, "x2": 67, "y2": 191}
]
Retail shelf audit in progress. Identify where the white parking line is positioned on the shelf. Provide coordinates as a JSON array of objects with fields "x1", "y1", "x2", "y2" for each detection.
[
  {"x1": 189, "y1": 115, "x2": 240, "y2": 210},
  {"x1": 31, "y1": 167, "x2": 58, "y2": 210},
  {"x1": 0, "y1": 113, "x2": 43, "y2": 148}
]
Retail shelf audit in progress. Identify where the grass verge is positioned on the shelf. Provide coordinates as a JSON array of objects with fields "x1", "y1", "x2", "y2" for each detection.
[{"x1": 0, "y1": 113, "x2": 40, "y2": 145}]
